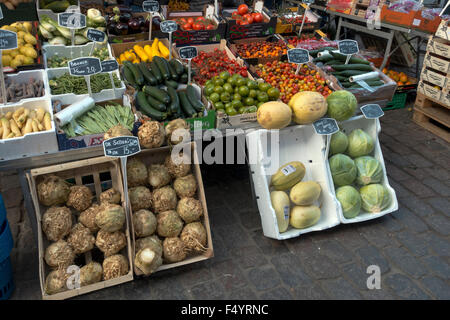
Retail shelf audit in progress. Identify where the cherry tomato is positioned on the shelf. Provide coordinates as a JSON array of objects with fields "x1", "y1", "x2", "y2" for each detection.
[
  {"x1": 253, "y1": 13, "x2": 263, "y2": 23},
  {"x1": 238, "y1": 4, "x2": 248, "y2": 15}
]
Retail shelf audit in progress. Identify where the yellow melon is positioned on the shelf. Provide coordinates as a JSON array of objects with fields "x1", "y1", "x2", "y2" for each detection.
[
  {"x1": 288, "y1": 91, "x2": 327, "y2": 125},
  {"x1": 256, "y1": 101, "x2": 292, "y2": 130}
]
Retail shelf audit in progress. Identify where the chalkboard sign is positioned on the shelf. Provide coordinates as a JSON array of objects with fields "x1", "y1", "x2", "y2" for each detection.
[
  {"x1": 287, "y1": 48, "x2": 309, "y2": 64},
  {"x1": 160, "y1": 20, "x2": 178, "y2": 33},
  {"x1": 338, "y1": 40, "x2": 359, "y2": 55},
  {"x1": 0, "y1": 30, "x2": 18, "y2": 50},
  {"x1": 68, "y1": 57, "x2": 101, "y2": 76},
  {"x1": 103, "y1": 136, "x2": 141, "y2": 158},
  {"x1": 58, "y1": 12, "x2": 86, "y2": 29},
  {"x1": 86, "y1": 28, "x2": 106, "y2": 43},
  {"x1": 361, "y1": 104, "x2": 384, "y2": 119},
  {"x1": 313, "y1": 118, "x2": 339, "y2": 135},
  {"x1": 143, "y1": 0, "x2": 159, "y2": 12},
  {"x1": 179, "y1": 46, "x2": 198, "y2": 60},
  {"x1": 101, "y1": 59, "x2": 119, "y2": 73},
  {"x1": 303, "y1": 0, "x2": 315, "y2": 4}
]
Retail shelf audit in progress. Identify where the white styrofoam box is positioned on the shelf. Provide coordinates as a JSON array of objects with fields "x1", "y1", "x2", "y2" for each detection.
[
  {"x1": 324, "y1": 115, "x2": 398, "y2": 224},
  {"x1": 37, "y1": 1, "x2": 80, "y2": 23},
  {"x1": 47, "y1": 68, "x2": 125, "y2": 102},
  {"x1": 43, "y1": 42, "x2": 114, "y2": 70},
  {"x1": 0, "y1": 98, "x2": 58, "y2": 161},
  {"x1": 246, "y1": 125, "x2": 340, "y2": 240},
  {"x1": 1, "y1": 69, "x2": 50, "y2": 105}
]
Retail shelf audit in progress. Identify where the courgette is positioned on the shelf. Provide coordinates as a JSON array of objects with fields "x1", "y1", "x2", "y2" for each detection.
[
  {"x1": 331, "y1": 64, "x2": 373, "y2": 71},
  {"x1": 122, "y1": 64, "x2": 136, "y2": 87},
  {"x1": 137, "y1": 63, "x2": 157, "y2": 85},
  {"x1": 178, "y1": 90, "x2": 196, "y2": 117},
  {"x1": 166, "y1": 86, "x2": 181, "y2": 116},
  {"x1": 154, "y1": 56, "x2": 170, "y2": 81},
  {"x1": 169, "y1": 59, "x2": 184, "y2": 76},
  {"x1": 123, "y1": 61, "x2": 143, "y2": 86},
  {"x1": 332, "y1": 70, "x2": 369, "y2": 77},
  {"x1": 142, "y1": 85, "x2": 171, "y2": 104},
  {"x1": 165, "y1": 79, "x2": 179, "y2": 89},
  {"x1": 313, "y1": 53, "x2": 333, "y2": 63},
  {"x1": 324, "y1": 60, "x2": 343, "y2": 66},
  {"x1": 180, "y1": 73, "x2": 188, "y2": 84},
  {"x1": 150, "y1": 60, "x2": 163, "y2": 83},
  {"x1": 146, "y1": 94, "x2": 167, "y2": 112},
  {"x1": 330, "y1": 51, "x2": 371, "y2": 65},
  {"x1": 167, "y1": 61, "x2": 179, "y2": 81},
  {"x1": 186, "y1": 85, "x2": 205, "y2": 112},
  {"x1": 136, "y1": 91, "x2": 167, "y2": 120}
]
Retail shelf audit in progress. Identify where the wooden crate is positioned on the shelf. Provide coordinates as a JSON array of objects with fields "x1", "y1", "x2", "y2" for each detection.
[
  {"x1": 127, "y1": 142, "x2": 213, "y2": 276},
  {"x1": 26, "y1": 157, "x2": 134, "y2": 300}
]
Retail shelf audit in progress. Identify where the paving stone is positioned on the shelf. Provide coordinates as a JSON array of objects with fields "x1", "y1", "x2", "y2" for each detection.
[
  {"x1": 333, "y1": 226, "x2": 369, "y2": 251},
  {"x1": 247, "y1": 265, "x2": 281, "y2": 292},
  {"x1": 420, "y1": 276, "x2": 450, "y2": 300},
  {"x1": 209, "y1": 233, "x2": 230, "y2": 264},
  {"x1": 227, "y1": 287, "x2": 258, "y2": 300},
  {"x1": 424, "y1": 167, "x2": 450, "y2": 182},
  {"x1": 421, "y1": 233, "x2": 450, "y2": 257},
  {"x1": 425, "y1": 214, "x2": 450, "y2": 236},
  {"x1": 0, "y1": 173, "x2": 21, "y2": 192},
  {"x1": 379, "y1": 214, "x2": 404, "y2": 233},
  {"x1": 12, "y1": 249, "x2": 39, "y2": 282},
  {"x1": 357, "y1": 221, "x2": 399, "y2": 249},
  {"x1": 385, "y1": 161, "x2": 412, "y2": 181},
  {"x1": 208, "y1": 204, "x2": 239, "y2": 227},
  {"x1": 383, "y1": 151, "x2": 412, "y2": 168},
  {"x1": 190, "y1": 280, "x2": 227, "y2": 300},
  {"x1": 402, "y1": 166, "x2": 431, "y2": 181},
  {"x1": 421, "y1": 256, "x2": 450, "y2": 279},
  {"x1": 427, "y1": 198, "x2": 450, "y2": 218},
  {"x1": 216, "y1": 224, "x2": 254, "y2": 251},
  {"x1": 2, "y1": 187, "x2": 23, "y2": 209},
  {"x1": 230, "y1": 245, "x2": 268, "y2": 269},
  {"x1": 400, "y1": 197, "x2": 434, "y2": 218},
  {"x1": 238, "y1": 210, "x2": 262, "y2": 230},
  {"x1": 422, "y1": 178, "x2": 450, "y2": 197},
  {"x1": 292, "y1": 284, "x2": 330, "y2": 300},
  {"x1": 385, "y1": 273, "x2": 431, "y2": 300},
  {"x1": 405, "y1": 154, "x2": 434, "y2": 168},
  {"x1": 300, "y1": 253, "x2": 341, "y2": 280},
  {"x1": 390, "y1": 207, "x2": 429, "y2": 234},
  {"x1": 320, "y1": 277, "x2": 362, "y2": 300},
  {"x1": 384, "y1": 246, "x2": 428, "y2": 279},
  {"x1": 389, "y1": 180, "x2": 414, "y2": 199},
  {"x1": 212, "y1": 259, "x2": 248, "y2": 292},
  {"x1": 270, "y1": 253, "x2": 312, "y2": 288},
  {"x1": 396, "y1": 230, "x2": 430, "y2": 257},
  {"x1": 341, "y1": 262, "x2": 372, "y2": 290},
  {"x1": 251, "y1": 230, "x2": 290, "y2": 256},
  {"x1": 175, "y1": 263, "x2": 214, "y2": 289},
  {"x1": 355, "y1": 246, "x2": 390, "y2": 274},
  {"x1": 6, "y1": 207, "x2": 22, "y2": 225},
  {"x1": 259, "y1": 286, "x2": 294, "y2": 300},
  {"x1": 284, "y1": 234, "x2": 318, "y2": 255},
  {"x1": 315, "y1": 239, "x2": 355, "y2": 264},
  {"x1": 401, "y1": 179, "x2": 437, "y2": 198},
  {"x1": 361, "y1": 288, "x2": 396, "y2": 300}
]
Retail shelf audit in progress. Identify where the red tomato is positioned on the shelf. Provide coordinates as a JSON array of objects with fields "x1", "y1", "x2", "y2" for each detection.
[
  {"x1": 180, "y1": 18, "x2": 187, "y2": 24},
  {"x1": 206, "y1": 24, "x2": 215, "y2": 30},
  {"x1": 193, "y1": 23, "x2": 204, "y2": 31},
  {"x1": 240, "y1": 21, "x2": 249, "y2": 25},
  {"x1": 187, "y1": 17, "x2": 194, "y2": 25},
  {"x1": 238, "y1": 4, "x2": 248, "y2": 15},
  {"x1": 196, "y1": 16, "x2": 206, "y2": 22},
  {"x1": 240, "y1": 69, "x2": 248, "y2": 77},
  {"x1": 231, "y1": 11, "x2": 240, "y2": 20},
  {"x1": 253, "y1": 13, "x2": 263, "y2": 23},
  {"x1": 183, "y1": 23, "x2": 192, "y2": 30},
  {"x1": 243, "y1": 14, "x2": 253, "y2": 24}
]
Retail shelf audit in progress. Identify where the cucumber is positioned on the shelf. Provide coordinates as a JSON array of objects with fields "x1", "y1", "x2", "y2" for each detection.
[
  {"x1": 123, "y1": 61, "x2": 143, "y2": 86},
  {"x1": 178, "y1": 90, "x2": 196, "y2": 118},
  {"x1": 332, "y1": 70, "x2": 368, "y2": 77},
  {"x1": 169, "y1": 59, "x2": 184, "y2": 76},
  {"x1": 142, "y1": 85, "x2": 170, "y2": 104},
  {"x1": 180, "y1": 73, "x2": 188, "y2": 84},
  {"x1": 167, "y1": 61, "x2": 179, "y2": 81},
  {"x1": 331, "y1": 64, "x2": 373, "y2": 71},
  {"x1": 333, "y1": 74, "x2": 348, "y2": 81},
  {"x1": 146, "y1": 94, "x2": 167, "y2": 112},
  {"x1": 313, "y1": 53, "x2": 333, "y2": 63},
  {"x1": 165, "y1": 79, "x2": 179, "y2": 89},
  {"x1": 136, "y1": 91, "x2": 167, "y2": 120},
  {"x1": 154, "y1": 56, "x2": 170, "y2": 81},
  {"x1": 330, "y1": 51, "x2": 371, "y2": 65},
  {"x1": 137, "y1": 63, "x2": 157, "y2": 85},
  {"x1": 324, "y1": 60, "x2": 343, "y2": 66},
  {"x1": 186, "y1": 85, "x2": 204, "y2": 112},
  {"x1": 122, "y1": 64, "x2": 136, "y2": 87},
  {"x1": 150, "y1": 60, "x2": 163, "y2": 83},
  {"x1": 309, "y1": 47, "x2": 339, "y2": 57},
  {"x1": 166, "y1": 86, "x2": 181, "y2": 116}
]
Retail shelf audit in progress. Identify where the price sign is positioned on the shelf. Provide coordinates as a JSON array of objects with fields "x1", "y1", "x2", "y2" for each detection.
[
  {"x1": 179, "y1": 46, "x2": 198, "y2": 60},
  {"x1": 160, "y1": 20, "x2": 178, "y2": 33},
  {"x1": 361, "y1": 104, "x2": 384, "y2": 119},
  {"x1": 143, "y1": 0, "x2": 159, "y2": 12},
  {"x1": 86, "y1": 28, "x2": 106, "y2": 43},
  {"x1": 103, "y1": 136, "x2": 141, "y2": 158},
  {"x1": 303, "y1": 0, "x2": 315, "y2": 4},
  {"x1": 68, "y1": 57, "x2": 101, "y2": 76},
  {"x1": 339, "y1": 40, "x2": 359, "y2": 64},
  {"x1": 287, "y1": 48, "x2": 309, "y2": 64},
  {"x1": 58, "y1": 12, "x2": 86, "y2": 29},
  {"x1": 0, "y1": 30, "x2": 18, "y2": 50},
  {"x1": 101, "y1": 60, "x2": 119, "y2": 73},
  {"x1": 313, "y1": 118, "x2": 339, "y2": 135}
]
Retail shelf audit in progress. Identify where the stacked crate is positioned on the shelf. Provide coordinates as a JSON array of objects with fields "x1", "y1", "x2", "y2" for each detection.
[{"x1": 413, "y1": 21, "x2": 450, "y2": 143}]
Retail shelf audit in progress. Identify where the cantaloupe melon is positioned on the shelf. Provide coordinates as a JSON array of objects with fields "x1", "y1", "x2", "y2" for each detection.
[
  {"x1": 256, "y1": 101, "x2": 292, "y2": 129},
  {"x1": 288, "y1": 91, "x2": 327, "y2": 125}
]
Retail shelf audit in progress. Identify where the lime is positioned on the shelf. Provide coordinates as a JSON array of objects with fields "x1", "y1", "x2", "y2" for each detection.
[
  {"x1": 256, "y1": 101, "x2": 264, "y2": 108},
  {"x1": 234, "y1": 86, "x2": 240, "y2": 93},
  {"x1": 233, "y1": 93, "x2": 242, "y2": 101},
  {"x1": 244, "y1": 97, "x2": 255, "y2": 106},
  {"x1": 238, "y1": 106, "x2": 247, "y2": 114},
  {"x1": 267, "y1": 87, "x2": 280, "y2": 100},
  {"x1": 249, "y1": 89, "x2": 257, "y2": 99},
  {"x1": 209, "y1": 92, "x2": 220, "y2": 103},
  {"x1": 205, "y1": 85, "x2": 215, "y2": 96},
  {"x1": 214, "y1": 101, "x2": 224, "y2": 110},
  {"x1": 223, "y1": 83, "x2": 234, "y2": 94},
  {"x1": 236, "y1": 78, "x2": 247, "y2": 87},
  {"x1": 231, "y1": 73, "x2": 242, "y2": 81},
  {"x1": 219, "y1": 71, "x2": 230, "y2": 81},
  {"x1": 220, "y1": 92, "x2": 231, "y2": 102},
  {"x1": 225, "y1": 102, "x2": 232, "y2": 109},
  {"x1": 245, "y1": 106, "x2": 257, "y2": 113},
  {"x1": 231, "y1": 100, "x2": 243, "y2": 109},
  {"x1": 214, "y1": 86, "x2": 224, "y2": 94},
  {"x1": 205, "y1": 80, "x2": 213, "y2": 87},
  {"x1": 258, "y1": 82, "x2": 271, "y2": 92},
  {"x1": 227, "y1": 77, "x2": 237, "y2": 87},
  {"x1": 213, "y1": 78, "x2": 225, "y2": 86},
  {"x1": 238, "y1": 86, "x2": 249, "y2": 97},
  {"x1": 216, "y1": 108, "x2": 225, "y2": 113},
  {"x1": 225, "y1": 107, "x2": 238, "y2": 116},
  {"x1": 257, "y1": 92, "x2": 269, "y2": 103},
  {"x1": 247, "y1": 80, "x2": 258, "y2": 90}
]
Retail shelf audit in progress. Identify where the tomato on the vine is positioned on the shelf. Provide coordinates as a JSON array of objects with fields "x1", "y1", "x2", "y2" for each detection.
[
  {"x1": 183, "y1": 23, "x2": 192, "y2": 30},
  {"x1": 193, "y1": 23, "x2": 204, "y2": 30},
  {"x1": 253, "y1": 13, "x2": 263, "y2": 23},
  {"x1": 243, "y1": 14, "x2": 253, "y2": 24},
  {"x1": 238, "y1": 4, "x2": 248, "y2": 15},
  {"x1": 187, "y1": 17, "x2": 194, "y2": 24}
]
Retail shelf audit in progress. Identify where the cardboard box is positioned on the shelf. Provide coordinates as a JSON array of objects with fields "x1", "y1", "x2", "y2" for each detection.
[
  {"x1": 26, "y1": 156, "x2": 134, "y2": 300},
  {"x1": 276, "y1": 8, "x2": 320, "y2": 34},
  {"x1": 351, "y1": 8, "x2": 367, "y2": 18},
  {"x1": 423, "y1": 52, "x2": 450, "y2": 74},
  {"x1": 327, "y1": 0, "x2": 355, "y2": 14},
  {"x1": 427, "y1": 36, "x2": 450, "y2": 59},
  {"x1": 228, "y1": 35, "x2": 287, "y2": 66},
  {"x1": 435, "y1": 20, "x2": 450, "y2": 41},
  {"x1": 421, "y1": 67, "x2": 448, "y2": 88},
  {"x1": 380, "y1": 5, "x2": 417, "y2": 27},
  {"x1": 412, "y1": 9, "x2": 442, "y2": 34},
  {"x1": 417, "y1": 80, "x2": 442, "y2": 101}
]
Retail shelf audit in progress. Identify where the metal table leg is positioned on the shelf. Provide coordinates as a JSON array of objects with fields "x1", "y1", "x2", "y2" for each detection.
[
  {"x1": 335, "y1": 16, "x2": 342, "y2": 40},
  {"x1": 18, "y1": 169, "x2": 38, "y2": 241},
  {"x1": 380, "y1": 29, "x2": 395, "y2": 70},
  {"x1": 416, "y1": 36, "x2": 422, "y2": 78}
]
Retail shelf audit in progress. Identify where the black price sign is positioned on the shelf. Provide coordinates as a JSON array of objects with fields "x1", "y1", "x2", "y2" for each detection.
[
  {"x1": 338, "y1": 40, "x2": 359, "y2": 55},
  {"x1": 58, "y1": 12, "x2": 86, "y2": 29},
  {"x1": 287, "y1": 48, "x2": 309, "y2": 64},
  {"x1": 103, "y1": 136, "x2": 141, "y2": 158},
  {"x1": 361, "y1": 104, "x2": 384, "y2": 119},
  {"x1": 160, "y1": 20, "x2": 178, "y2": 33},
  {"x1": 143, "y1": 0, "x2": 159, "y2": 12},
  {"x1": 179, "y1": 46, "x2": 198, "y2": 60},
  {"x1": 303, "y1": 0, "x2": 315, "y2": 4},
  {"x1": 68, "y1": 57, "x2": 101, "y2": 76},
  {"x1": 313, "y1": 118, "x2": 339, "y2": 135},
  {"x1": 0, "y1": 30, "x2": 18, "y2": 50},
  {"x1": 101, "y1": 59, "x2": 119, "y2": 73},
  {"x1": 86, "y1": 28, "x2": 106, "y2": 43}
]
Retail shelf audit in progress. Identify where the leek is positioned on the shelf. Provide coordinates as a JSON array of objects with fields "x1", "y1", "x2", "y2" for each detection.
[
  {"x1": 48, "y1": 37, "x2": 67, "y2": 45},
  {"x1": 74, "y1": 35, "x2": 88, "y2": 45},
  {"x1": 40, "y1": 21, "x2": 56, "y2": 33},
  {"x1": 41, "y1": 15, "x2": 71, "y2": 39},
  {"x1": 39, "y1": 25, "x2": 53, "y2": 39}
]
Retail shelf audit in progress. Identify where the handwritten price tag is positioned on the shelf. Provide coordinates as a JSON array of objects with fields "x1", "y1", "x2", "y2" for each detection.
[
  {"x1": 287, "y1": 48, "x2": 309, "y2": 64},
  {"x1": 160, "y1": 20, "x2": 178, "y2": 33},
  {"x1": 361, "y1": 104, "x2": 384, "y2": 119},
  {"x1": 143, "y1": 0, "x2": 159, "y2": 12},
  {"x1": 103, "y1": 136, "x2": 141, "y2": 157},
  {"x1": 313, "y1": 118, "x2": 339, "y2": 135},
  {"x1": 86, "y1": 28, "x2": 106, "y2": 43},
  {"x1": 68, "y1": 57, "x2": 101, "y2": 76},
  {"x1": 179, "y1": 46, "x2": 198, "y2": 60},
  {"x1": 0, "y1": 30, "x2": 17, "y2": 50},
  {"x1": 58, "y1": 12, "x2": 86, "y2": 29},
  {"x1": 338, "y1": 40, "x2": 359, "y2": 55},
  {"x1": 101, "y1": 60, "x2": 119, "y2": 73}
]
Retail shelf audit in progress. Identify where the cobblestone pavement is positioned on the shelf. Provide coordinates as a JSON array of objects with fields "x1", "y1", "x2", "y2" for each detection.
[{"x1": 3, "y1": 108, "x2": 449, "y2": 300}]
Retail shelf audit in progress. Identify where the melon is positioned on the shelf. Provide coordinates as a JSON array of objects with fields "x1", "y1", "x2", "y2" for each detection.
[
  {"x1": 256, "y1": 101, "x2": 292, "y2": 129},
  {"x1": 288, "y1": 91, "x2": 327, "y2": 125}
]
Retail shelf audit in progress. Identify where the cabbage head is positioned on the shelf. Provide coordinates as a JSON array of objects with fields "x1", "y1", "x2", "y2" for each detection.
[
  {"x1": 330, "y1": 131, "x2": 348, "y2": 156},
  {"x1": 329, "y1": 154, "x2": 357, "y2": 187},
  {"x1": 326, "y1": 90, "x2": 357, "y2": 121},
  {"x1": 336, "y1": 186, "x2": 361, "y2": 219},
  {"x1": 360, "y1": 184, "x2": 391, "y2": 213},
  {"x1": 354, "y1": 156, "x2": 383, "y2": 185},
  {"x1": 347, "y1": 129, "x2": 374, "y2": 158}
]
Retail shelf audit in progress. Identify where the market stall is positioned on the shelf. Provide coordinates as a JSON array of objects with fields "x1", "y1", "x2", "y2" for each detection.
[{"x1": 0, "y1": 0, "x2": 448, "y2": 300}]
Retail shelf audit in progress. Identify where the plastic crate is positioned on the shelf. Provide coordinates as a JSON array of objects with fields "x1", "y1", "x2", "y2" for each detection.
[{"x1": 384, "y1": 92, "x2": 407, "y2": 110}]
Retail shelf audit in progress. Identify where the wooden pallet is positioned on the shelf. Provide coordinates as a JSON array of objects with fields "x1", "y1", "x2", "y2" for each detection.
[
  {"x1": 413, "y1": 94, "x2": 450, "y2": 142},
  {"x1": 415, "y1": 92, "x2": 450, "y2": 110}
]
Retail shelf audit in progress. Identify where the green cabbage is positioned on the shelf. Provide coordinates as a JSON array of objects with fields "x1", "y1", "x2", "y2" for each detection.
[
  {"x1": 354, "y1": 156, "x2": 383, "y2": 185},
  {"x1": 360, "y1": 184, "x2": 391, "y2": 213},
  {"x1": 329, "y1": 154, "x2": 357, "y2": 187},
  {"x1": 336, "y1": 186, "x2": 361, "y2": 219},
  {"x1": 326, "y1": 90, "x2": 357, "y2": 121},
  {"x1": 330, "y1": 131, "x2": 348, "y2": 155},
  {"x1": 347, "y1": 129, "x2": 374, "y2": 158}
]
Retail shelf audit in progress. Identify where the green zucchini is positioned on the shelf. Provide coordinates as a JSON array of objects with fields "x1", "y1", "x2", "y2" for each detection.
[
  {"x1": 122, "y1": 64, "x2": 136, "y2": 87},
  {"x1": 167, "y1": 61, "x2": 179, "y2": 81},
  {"x1": 331, "y1": 64, "x2": 373, "y2": 71},
  {"x1": 166, "y1": 86, "x2": 181, "y2": 116},
  {"x1": 178, "y1": 90, "x2": 196, "y2": 118},
  {"x1": 169, "y1": 59, "x2": 184, "y2": 76},
  {"x1": 332, "y1": 70, "x2": 369, "y2": 77},
  {"x1": 324, "y1": 60, "x2": 343, "y2": 66},
  {"x1": 333, "y1": 74, "x2": 348, "y2": 81},
  {"x1": 123, "y1": 61, "x2": 143, "y2": 86},
  {"x1": 330, "y1": 51, "x2": 371, "y2": 65},
  {"x1": 154, "y1": 56, "x2": 170, "y2": 81},
  {"x1": 137, "y1": 63, "x2": 157, "y2": 85},
  {"x1": 313, "y1": 53, "x2": 333, "y2": 63},
  {"x1": 142, "y1": 85, "x2": 170, "y2": 104},
  {"x1": 146, "y1": 94, "x2": 167, "y2": 112},
  {"x1": 136, "y1": 91, "x2": 167, "y2": 120},
  {"x1": 186, "y1": 85, "x2": 204, "y2": 112},
  {"x1": 180, "y1": 73, "x2": 188, "y2": 84},
  {"x1": 150, "y1": 60, "x2": 163, "y2": 83},
  {"x1": 165, "y1": 79, "x2": 179, "y2": 89}
]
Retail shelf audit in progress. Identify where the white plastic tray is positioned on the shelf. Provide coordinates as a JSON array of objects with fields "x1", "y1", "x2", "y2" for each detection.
[
  {"x1": 0, "y1": 97, "x2": 58, "y2": 161},
  {"x1": 36, "y1": 1, "x2": 80, "y2": 23},
  {"x1": 324, "y1": 115, "x2": 398, "y2": 224},
  {"x1": 0, "y1": 69, "x2": 50, "y2": 106},
  {"x1": 246, "y1": 125, "x2": 340, "y2": 240}
]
